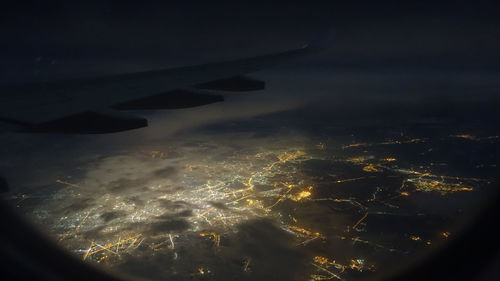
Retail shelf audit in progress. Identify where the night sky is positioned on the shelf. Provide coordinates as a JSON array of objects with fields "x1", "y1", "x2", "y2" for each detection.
[{"x1": 2, "y1": 1, "x2": 500, "y2": 83}]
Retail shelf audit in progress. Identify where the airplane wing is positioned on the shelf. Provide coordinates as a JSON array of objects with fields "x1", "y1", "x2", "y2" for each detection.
[{"x1": 0, "y1": 36, "x2": 331, "y2": 134}]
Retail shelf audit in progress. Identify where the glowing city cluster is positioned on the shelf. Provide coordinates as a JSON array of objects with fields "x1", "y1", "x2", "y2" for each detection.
[{"x1": 9, "y1": 132, "x2": 497, "y2": 281}]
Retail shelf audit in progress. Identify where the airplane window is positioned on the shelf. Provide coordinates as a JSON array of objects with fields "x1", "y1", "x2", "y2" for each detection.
[{"x1": 1, "y1": 2, "x2": 499, "y2": 281}]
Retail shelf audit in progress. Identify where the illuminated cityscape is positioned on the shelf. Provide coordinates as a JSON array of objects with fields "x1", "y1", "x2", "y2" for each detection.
[{"x1": 8, "y1": 129, "x2": 498, "y2": 281}]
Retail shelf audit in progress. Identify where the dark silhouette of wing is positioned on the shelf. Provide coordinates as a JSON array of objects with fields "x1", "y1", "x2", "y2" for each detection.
[{"x1": 0, "y1": 35, "x2": 330, "y2": 134}]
